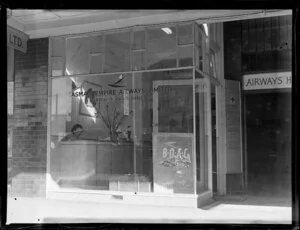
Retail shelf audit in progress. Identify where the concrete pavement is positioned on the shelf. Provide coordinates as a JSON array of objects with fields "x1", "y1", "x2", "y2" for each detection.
[{"x1": 6, "y1": 196, "x2": 292, "y2": 224}]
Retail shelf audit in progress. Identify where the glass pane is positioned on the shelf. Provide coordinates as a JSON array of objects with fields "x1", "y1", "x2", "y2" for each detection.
[
  {"x1": 157, "y1": 85, "x2": 193, "y2": 133},
  {"x1": 151, "y1": 69, "x2": 195, "y2": 194},
  {"x1": 195, "y1": 45, "x2": 203, "y2": 71},
  {"x1": 90, "y1": 35, "x2": 103, "y2": 53},
  {"x1": 147, "y1": 26, "x2": 177, "y2": 69},
  {"x1": 133, "y1": 30, "x2": 145, "y2": 50},
  {"x1": 178, "y1": 24, "x2": 193, "y2": 45},
  {"x1": 196, "y1": 25, "x2": 204, "y2": 46},
  {"x1": 90, "y1": 54, "x2": 102, "y2": 74},
  {"x1": 195, "y1": 78, "x2": 209, "y2": 193},
  {"x1": 52, "y1": 37, "x2": 65, "y2": 57},
  {"x1": 49, "y1": 69, "x2": 195, "y2": 195},
  {"x1": 66, "y1": 37, "x2": 90, "y2": 75},
  {"x1": 132, "y1": 51, "x2": 146, "y2": 70},
  {"x1": 179, "y1": 45, "x2": 193, "y2": 67},
  {"x1": 194, "y1": 25, "x2": 204, "y2": 71},
  {"x1": 50, "y1": 74, "x2": 134, "y2": 191},
  {"x1": 52, "y1": 57, "x2": 64, "y2": 76},
  {"x1": 104, "y1": 32, "x2": 131, "y2": 73},
  {"x1": 209, "y1": 51, "x2": 217, "y2": 77}
]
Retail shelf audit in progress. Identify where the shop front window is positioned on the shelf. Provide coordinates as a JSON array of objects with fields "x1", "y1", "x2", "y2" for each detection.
[
  {"x1": 52, "y1": 23, "x2": 196, "y2": 78},
  {"x1": 49, "y1": 69, "x2": 197, "y2": 194},
  {"x1": 49, "y1": 22, "x2": 215, "y2": 196}
]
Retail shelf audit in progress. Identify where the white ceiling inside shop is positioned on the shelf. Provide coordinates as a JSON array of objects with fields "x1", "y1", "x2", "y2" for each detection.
[{"x1": 7, "y1": 9, "x2": 292, "y2": 39}]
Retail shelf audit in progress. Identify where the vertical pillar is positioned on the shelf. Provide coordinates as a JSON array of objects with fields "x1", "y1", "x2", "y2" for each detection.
[{"x1": 215, "y1": 22, "x2": 227, "y2": 195}]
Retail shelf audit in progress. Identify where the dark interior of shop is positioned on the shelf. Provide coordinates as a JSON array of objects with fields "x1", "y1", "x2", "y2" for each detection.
[{"x1": 245, "y1": 91, "x2": 291, "y2": 199}]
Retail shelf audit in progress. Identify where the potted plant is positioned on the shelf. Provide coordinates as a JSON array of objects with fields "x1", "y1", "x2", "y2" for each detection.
[
  {"x1": 98, "y1": 103, "x2": 133, "y2": 143},
  {"x1": 85, "y1": 86, "x2": 137, "y2": 190},
  {"x1": 95, "y1": 100, "x2": 134, "y2": 187}
]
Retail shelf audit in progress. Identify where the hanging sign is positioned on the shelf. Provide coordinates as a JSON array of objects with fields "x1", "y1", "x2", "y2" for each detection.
[
  {"x1": 243, "y1": 72, "x2": 292, "y2": 90},
  {"x1": 7, "y1": 26, "x2": 29, "y2": 53}
]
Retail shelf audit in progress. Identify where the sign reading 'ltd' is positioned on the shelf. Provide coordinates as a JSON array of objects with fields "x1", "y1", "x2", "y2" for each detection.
[{"x1": 7, "y1": 26, "x2": 29, "y2": 53}]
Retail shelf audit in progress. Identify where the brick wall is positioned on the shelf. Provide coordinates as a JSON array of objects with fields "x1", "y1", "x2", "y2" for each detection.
[{"x1": 9, "y1": 38, "x2": 48, "y2": 197}]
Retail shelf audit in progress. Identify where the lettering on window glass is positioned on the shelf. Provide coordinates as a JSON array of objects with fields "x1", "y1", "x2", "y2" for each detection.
[{"x1": 161, "y1": 143, "x2": 192, "y2": 168}]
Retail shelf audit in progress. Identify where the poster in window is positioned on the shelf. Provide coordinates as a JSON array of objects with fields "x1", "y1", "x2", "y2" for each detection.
[{"x1": 153, "y1": 134, "x2": 194, "y2": 194}]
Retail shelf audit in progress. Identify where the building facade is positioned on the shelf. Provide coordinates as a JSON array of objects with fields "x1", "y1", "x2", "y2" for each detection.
[
  {"x1": 7, "y1": 10, "x2": 292, "y2": 208},
  {"x1": 224, "y1": 15, "x2": 292, "y2": 197}
]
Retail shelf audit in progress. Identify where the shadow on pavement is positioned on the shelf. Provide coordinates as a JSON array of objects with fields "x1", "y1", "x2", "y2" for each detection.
[{"x1": 201, "y1": 194, "x2": 291, "y2": 210}]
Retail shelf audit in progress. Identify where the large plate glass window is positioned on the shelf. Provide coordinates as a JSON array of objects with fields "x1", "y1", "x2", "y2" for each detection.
[{"x1": 49, "y1": 69, "x2": 198, "y2": 194}]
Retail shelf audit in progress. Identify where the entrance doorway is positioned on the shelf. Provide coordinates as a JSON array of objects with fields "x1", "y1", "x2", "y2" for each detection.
[{"x1": 245, "y1": 91, "x2": 291, "y2": 198}]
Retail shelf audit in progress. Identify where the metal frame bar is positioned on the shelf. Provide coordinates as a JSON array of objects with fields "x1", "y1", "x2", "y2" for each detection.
[
  {"x1": 51, "y1": 66, "x2": 194, "y2": 80},
  {"x1": 192, "y1": 67, "x2": 197, "y2": 195},
  {"x1": 63, "y1": 37, "x2": 66, "y2": 76},
  {"x1": 46, "y1": 37, "x2": 53, "y2": 195},
  {"x1": 195, "y1": 68, "x2": 221, "y2": 86}
]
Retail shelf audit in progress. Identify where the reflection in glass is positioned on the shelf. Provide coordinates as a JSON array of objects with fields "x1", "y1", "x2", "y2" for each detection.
[
  {"x1": 209, "y1": 50, "x2": 217, "y2": 77},
  {"x1": 104, "y1": 32, "x2": 131, "y2": 73},
  {"x1": 90, "y1": 35, "x2": 103, "y2": 53},
  {"x1": 52, "y1": 38, "x2": 65, "y2": 57},
  {"x1": 178, "y1": 45, "x2": 193, "y2": 67},
  {"x1": 133, "y1": 30, "x2": 146, "y2": 50},
  {"x1": 52, "y1": 57, "x2": 64, "y2": 77},
  {"x1": 195, "y1": 25, "x2": 204, "y2": 71},
  {"x1": 157, "y1": 85, "x2": 193, "y2": 133},
  {"x1": 132, "y1": 51, "x2": 146, "y2": 70},
  {"x1": 178, "y1": 24, "x2": 193, "y2": 45},
  {"x1": 147, "y1": 27, "x2": 177, "y2": 69},
  {"x1": 90, "y1": 54, "x2": 102, "y2": 74},
  {"x1": 66, "y1": 37, "x2": 90, "y2": 75}
]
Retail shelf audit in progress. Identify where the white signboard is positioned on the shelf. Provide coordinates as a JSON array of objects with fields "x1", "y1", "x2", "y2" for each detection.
[
  {"x1": 8, "y1": 82, "x2": 14, "y2": 115},
  {"x1": 7, "y1": 26, "x2": 29, "y2": 53},
  {"x1": 243, "y1": 72, "x2": 292, "y2": 90}
]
